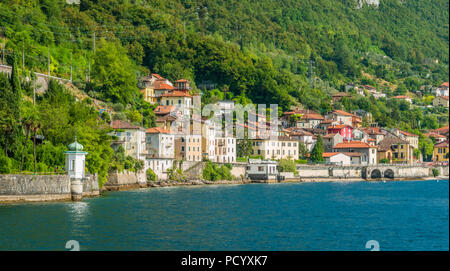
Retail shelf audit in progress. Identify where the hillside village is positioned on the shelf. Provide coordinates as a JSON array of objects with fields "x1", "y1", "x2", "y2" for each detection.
[{"x1": 107, "y1": 73, "x2": 449, "y2": 181}]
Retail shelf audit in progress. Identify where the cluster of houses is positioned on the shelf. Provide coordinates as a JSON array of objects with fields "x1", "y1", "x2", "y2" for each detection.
[
  {"x1": 344, "y1": 82, "x2": 450, "y2": 108},
  {"x1": 107, "y1": 74, "x2": 449, "y2": 180}
]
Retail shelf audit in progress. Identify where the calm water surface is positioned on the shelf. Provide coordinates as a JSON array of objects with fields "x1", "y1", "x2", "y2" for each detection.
[{"x1": 0, "y1": 180, "x2": 448, "y2": 251}]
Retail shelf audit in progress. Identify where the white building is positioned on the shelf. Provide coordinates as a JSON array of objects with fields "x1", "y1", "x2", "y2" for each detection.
[
  {"x1": 145, "y1": 127, "x2": 175, "y2": 180},
  {"x1": 110, "y1": 120, "x2": 146, "y2": 161},
  {"x1": 432, "y1": 82, "x2": 449, "y2": 97},
  {"x1": 246, "y1": 159, "x2": 278, "y2": 180},
  {"x1": 333, "y1": 141, "x2": 377, "y2": 165},
  {"x1": 215, "y1": 136, "x2": 236, "y2": 163},
  {"x1": 323, "y1": 152, "x2": 362, "y2": 166},
  {"x1": 65, "y1": 137, "x2": 88, "y2": 179}
]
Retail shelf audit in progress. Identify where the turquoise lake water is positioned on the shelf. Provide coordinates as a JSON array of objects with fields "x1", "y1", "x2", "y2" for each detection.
[{"x1": 0, "y1": 180, "x2": 448, "y2": 251}]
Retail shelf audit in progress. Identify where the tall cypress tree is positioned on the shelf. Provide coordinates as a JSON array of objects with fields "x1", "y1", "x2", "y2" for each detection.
[{"x1": 310, "y1": 134, "x2": 324, "y2": 163}]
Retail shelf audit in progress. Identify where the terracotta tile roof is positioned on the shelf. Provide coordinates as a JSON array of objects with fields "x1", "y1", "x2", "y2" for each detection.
[
  {"x1": 323, "y1": 152, "x2": 362, "y2": 158},
  {"x1": 361, "y1": 127, "x2": 384, "y2": 135},
  {"x1": 111, "y1": 120, "x2": 142, "y2": 130},
  {"x1": 331, "y1": 110, "x2": 354, "y2": 117},
  {"x1": 154, "y1": 105, "x2": 174, "y2": 115},
  {"x1": 378, "y1": 137, "x2": 409, "y2": 151},
  {"x1": 161, "y1": 90, "x2": 192, "y2": 98},
  {"x1": 327, "y1": 125, "x2": 351, "y2": 130},
  {"x1": 334, "y1": 141, "x2": 371, "y2": 149},
  {"x1": 432, "y1": 125, "x2": 449, "y2": 135},
  {"x1": 152, "y1": 73, "x2": 165, "y2": 80},
  {"x1": 146, "y1": 127, "x2": 171, "y2": 134},
  {"x1": 332, "y1": 92, "x2": 351, "y2": 97},
  {"x1": 155, "y1": 115, "x2": 177, "y2": 122},
  {"x1": 323, "y1": 152, "x2": 340, "y2": 158},
  {"x1": 290, "y1": 130, "x2": 313, "y2": 136},
  {"x1": 175, "y1": 79, "x2": 189, "y2": 82},
  {"x1": 399, "y1": 130, "x2": 418, "y2": 137},
  {"x1": 434, "y1": 140, "x2": 449, "y2": 148},
  {"x1": 154, "y1": 81, "x2": 175, "y2": 90},
  {"x1": 424, "y1": 132, "x2": 447, "y2": 138},
  {"x1": 436, "y1": 96, "x2": 449, "y2": 100},
  {"x1": 302, "y1": 113, "x2": 325, "y2": 120},
  {"x1": 440, "y1": 82, "x2": 449, "y2": 87}
]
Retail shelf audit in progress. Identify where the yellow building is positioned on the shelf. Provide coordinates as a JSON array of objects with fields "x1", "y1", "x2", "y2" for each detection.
[
  {"x1": 377, "y1": 137, "x2": 414, "y2": 164},
  {"x1": 433, "y1": 140, "x2": 449, "y2": 162},
  {"x1": 141, "y1": 86, "x2": 157, "y2": 104},
  {"x1": 251, "y1": 136, "x2": 298, "y2": 160}
]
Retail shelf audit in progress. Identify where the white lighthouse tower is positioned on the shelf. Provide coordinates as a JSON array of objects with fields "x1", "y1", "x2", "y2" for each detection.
[{"x1": 65, "y1": 136, "x2": 88, "y2": 200}]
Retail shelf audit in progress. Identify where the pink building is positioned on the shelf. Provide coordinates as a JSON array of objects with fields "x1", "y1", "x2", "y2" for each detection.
[{"x1": 327, "y1": 124, "x2": 353, "y2": 141}]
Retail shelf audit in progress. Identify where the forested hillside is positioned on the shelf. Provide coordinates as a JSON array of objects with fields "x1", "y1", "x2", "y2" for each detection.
[
  {"x1": 0, "y1": 0, "x2": 448, "y2": 109},
  {"x1": 0, "y1": 0, "x2": 449, "y2": 178}
]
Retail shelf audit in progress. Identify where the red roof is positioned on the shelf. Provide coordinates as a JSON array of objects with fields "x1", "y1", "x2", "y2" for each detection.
[
  {"x1": 175, "y1": 79, "x2": 189, "y2": 83},
  {"x1": 111, "y1": 120, "x2": 142, "y2": 130},
  {"x1": 302, "y1": 113, "x2": 325, "y2": 120},
  {"x1": 154, "y1": 81, "x2": 174, "y2": 90},
  {"x1": 424, "y1": 133, "x2": 447, "y2": 138},
  {"x1": 331, "y1": 110, "x2": 354, "y2": 117},
  {"x1": 327, "y1": 125, "x2": 351, "y2": 130},
  {"x1": 334, "y1": 141, "x2": 371, "y2": 149},
  {"x1": 399, "y1": 130, "x2": 418, "y2": 137},
  {"x1": 146, "y1": 127, "x2": 171, "y2": 134},
  {"x1": 161, "y1": 90, "x2": 192, "y2": 98},
  {"x1": 323, "y1": 152, "x2": 362, "y2": 158},
  {"x1": 152, "y1": 73, "x2": 165, "y2": 80},
  {"x1": 434, "y1": 140, "x2": 449, "y2": 148},
  {"x1": 440, "y1": 82, "x2": 449, "y2": 87},
  {"x1": 154, "y1": 105, "x2": 174, "y2": 115}
]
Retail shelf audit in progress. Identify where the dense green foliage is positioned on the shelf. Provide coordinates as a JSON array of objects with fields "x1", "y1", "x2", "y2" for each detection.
[
  {"x1": 0, "y1": 0, "x2": 447, "y2": 114},
  {"x1": 310, "y1": 135, "x2": 324, "y2": 163},
  {"x1": 146, "y1": 167, "x2": 157, "y2": 182},
  {"x1": 202, "y1": 161, "x2": 233, "y2": 181},
  {"x1": 278, "y1": 159, "x2": 298, "y2": 175},
  {"x1": 0, "y1": 71, "x2": 114, "y2": 186}
]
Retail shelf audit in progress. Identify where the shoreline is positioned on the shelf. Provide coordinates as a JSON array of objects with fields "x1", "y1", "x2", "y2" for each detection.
[
  {"x1": 101, "y1": 176, "x2": 449, "y2": 192},
  {"x1": 2, "y1": 176, "x2": 448, "y2": 203}
]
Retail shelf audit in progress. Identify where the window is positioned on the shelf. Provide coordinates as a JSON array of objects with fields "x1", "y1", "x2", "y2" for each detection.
[
  {"x1": 258, "y1": 166, "x2": 264, "y2": 172},
  {"x1": 181, "y1": 146, "x2": 185, "y2": 151}
]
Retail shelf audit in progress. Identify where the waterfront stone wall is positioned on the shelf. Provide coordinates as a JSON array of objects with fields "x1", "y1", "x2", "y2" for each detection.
[
  {"x1": 82, "y1": 174, "x2": 100, "y2": 197},
  {"x1": 434, "y1": 166, "x2": 449, "y2": 177},
  {"x1": 296, "y1": 166, "x2": 330, "y2": 178},
  {"x1": 0, "y1": 174, "x2": 100, "y2": 202},
  {"x1": 104, "y1": 171, "x2": 146, "y2": 190}
]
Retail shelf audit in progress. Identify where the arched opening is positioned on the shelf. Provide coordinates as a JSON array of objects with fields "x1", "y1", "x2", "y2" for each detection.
[
  {"x1": 371, "y1": 169, "x2": 382, "y2": 179},
  {"x1": 384, "y1": 169, "x2": 394, "y2": 179}
]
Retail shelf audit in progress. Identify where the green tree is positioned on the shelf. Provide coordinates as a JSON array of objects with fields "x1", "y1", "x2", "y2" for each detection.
[
  {"x1": 92, "y1": 40, "x2": 139, "y2": 105},
  {"x1": 310, "y1": 135, "x2": 324, "y2": 163}
]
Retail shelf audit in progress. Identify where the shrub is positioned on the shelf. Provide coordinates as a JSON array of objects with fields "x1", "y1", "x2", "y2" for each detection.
[
  {"x1": 146, "y1": 167, "x2": 157, "y2": 182},
  {"x1": 432, "y1": 168, "x2": 439, "y2": 177},
  {"x1": 0, "y1": 154, "x2": 12, "y2": 174},
  {"x1": 278, "y1": 159, "x2": 298, "y2": 175},
  {"x1": 112, "y1": 103, "x2": 124, "y2": 112},
  {"x1": 380, "y1": 158, "x2": 390, "y2": 164},
  {"x1": 202, "y1": 161, "x2": 233, "y2": 181}
]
